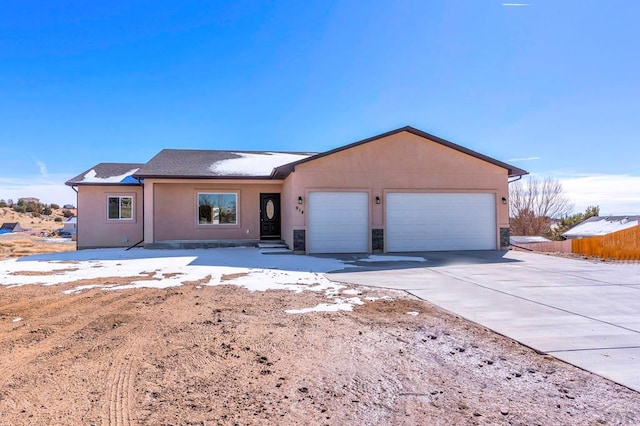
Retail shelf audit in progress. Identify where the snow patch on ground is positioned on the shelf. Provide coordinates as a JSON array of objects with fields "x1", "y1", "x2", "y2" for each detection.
[
  {"x1": 1, "y1": 248, "x2": 426, "y2": 313},
  {"x1": 364, "y1": 296, "x2": 394, "y2": 301},
  {"x1": 285, "y1": 297, "x2": 364, "y2": 314}
]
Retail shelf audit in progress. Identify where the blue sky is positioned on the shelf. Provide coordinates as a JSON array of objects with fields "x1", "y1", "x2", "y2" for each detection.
[{"x1": 1, "y1": 1, "x2": 639, "y2": 214}]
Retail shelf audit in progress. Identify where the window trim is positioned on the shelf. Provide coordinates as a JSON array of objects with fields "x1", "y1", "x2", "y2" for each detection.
[
  {"x1": 106, "y1": 195, "x2": 134, "y2": 221},
  {"x1": 196, "y1": 191, "x2": 239, "y2": 226}
]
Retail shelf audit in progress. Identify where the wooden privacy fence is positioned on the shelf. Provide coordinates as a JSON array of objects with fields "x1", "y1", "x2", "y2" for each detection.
[{"x1": 571, "y1": 225, "x2": 640, "y2": 260}]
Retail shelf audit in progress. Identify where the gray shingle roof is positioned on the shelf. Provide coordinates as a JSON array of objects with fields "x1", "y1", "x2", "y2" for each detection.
[
  {"x1": 65, "y1": 163, "x2": 144, "y2": 186},
  {"x1": 134, "y1": 149, "x2": 316, "y2": 179},
  {"x1": 67, "y1": 126, "x2": 528, "y2": 184}
]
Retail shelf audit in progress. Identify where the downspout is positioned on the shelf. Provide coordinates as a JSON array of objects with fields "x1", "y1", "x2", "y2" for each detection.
[
  {"x1": 505, "y1": 174, "x2": 525, "y2": 249},
  {"x1": 71, "y1": 186, "x2": 78, "y2": 251},
  {"x1": 125, "y1": 178, "x2": 145, "y2": 251}
]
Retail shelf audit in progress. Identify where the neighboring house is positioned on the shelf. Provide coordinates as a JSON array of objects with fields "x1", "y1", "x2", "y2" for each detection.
[
  {"x1": 62, "y1": 217, "x2": 77, "y2": 235},
  {"x1": 563, "y1": 216, "x2": 640, "y2": 240},
  {"x1": 0, "y1": 222, "x2": 24, "y2": 234},
  {"x1": 510, "y1": 236, "x2": 552, "y2": 245},
  {"x1": 18, "y1": 197, "x2": 40, "y2": 205},
  {"x1": 65, "y1": 126, "x2": 527, "y2": 253}
]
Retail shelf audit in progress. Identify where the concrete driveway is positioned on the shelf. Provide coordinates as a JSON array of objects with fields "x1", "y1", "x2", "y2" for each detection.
[{"x1": 327, "y1": 250, "x2": 640, "y2": 392}]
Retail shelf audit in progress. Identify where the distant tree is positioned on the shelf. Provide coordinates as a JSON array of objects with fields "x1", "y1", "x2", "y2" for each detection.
[
  {"x1": 13, "y1": 205, "x2": 26, "y2": 213},
  {"x1": 24, "y1": 202, "x2": 38, "y2": 213},
  {"x1": 62, "y1": 209, "x2": 75, "y2": 218},
  {"x1": 7, "y1": 199, "x2": 14, "y2": 206},
  {"x1": 0, "y1": 199, "x2": 6, "y2": 208},
  {"x1": 509, "y1": 176, "x2": 574, "y2": 236},
  {"x1": 50, "y1": 203, "x2": 60, "y2": 210},
  {"x1": 42, "y1": 205, "x2": 53, "y2": 216},
  {"x1": 548, "y1": 205, "x2": 600, "y2": 240}
]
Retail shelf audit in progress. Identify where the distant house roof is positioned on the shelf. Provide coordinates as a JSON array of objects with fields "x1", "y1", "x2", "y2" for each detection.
[
  {"x1": 18, "y1": 197, "x2": 40, "y2": 203},
  {"x1": 134, "y1": 150, "x2": 315, "y2": 179},
  {"x1": 563, "y1": 216, "x2": 640, "y2": 239},
  {"x1": 510, "y1": 236, "x2": 552, "y2": 244},
  {"x1": 0, "y1": 222, "x2": 23, "y2": 232},
  {"x1": 272, "y1": 126, "x2": 528, "y2": 179},
  {"x1": 66, "y1": 163, "x2": 145, "y2": 186}
]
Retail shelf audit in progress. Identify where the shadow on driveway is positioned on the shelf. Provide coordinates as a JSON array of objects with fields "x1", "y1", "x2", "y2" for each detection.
[
  {"x1": 317, "y1": 250, "x2": 522, "y2": 273},
  {"x1": 16, "y1": 247, "x2": 522, "y2": 274}
]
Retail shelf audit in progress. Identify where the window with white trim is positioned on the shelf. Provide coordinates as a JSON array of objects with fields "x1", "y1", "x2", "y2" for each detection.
[
  {"x1": 198, "y1": 193, "x2": 237, "y2": 225},
  {"x1": 107, "y1": 196, "x2": 133, "y2": 220}
]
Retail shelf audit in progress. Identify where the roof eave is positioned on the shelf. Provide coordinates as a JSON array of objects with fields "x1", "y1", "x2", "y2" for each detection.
[
  {"x1": 133, "y1": 174, "x2": 279, "y2": 181},
  {"x1": 65, "y1": 182, "x2": 143, "y2": 187}
]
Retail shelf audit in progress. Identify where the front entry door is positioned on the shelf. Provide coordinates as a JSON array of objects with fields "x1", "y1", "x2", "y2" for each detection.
[{"x1": 260, "y1": 193, "x2": 281, "y2": 240}]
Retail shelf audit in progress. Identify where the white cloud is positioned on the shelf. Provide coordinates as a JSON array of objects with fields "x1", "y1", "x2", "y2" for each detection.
[
  {"x1": 0, "y1": 173, "x2": 76, "y2": 205},
  {"x1": 532, "y1": 173, "x2": 640, "y2": 216},
  {"x1": 36, "y1": 160, "x2": 49, "y2": 179}
]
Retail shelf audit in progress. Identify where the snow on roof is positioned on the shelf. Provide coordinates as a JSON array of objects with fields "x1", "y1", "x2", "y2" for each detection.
[
  {"x1": 563, "y1": 216, "x2": 640, "y2": 238},
  {"x1": 208, "y1": 152, "x2": 314, "y2": 176},
  {"x1": 510, "y1": 236, "x2": 552, "y2": 244},
  {"x1": 81, "y1": 168, "x2": 139, "y2": 183},
  {"x1": 66, "y1": 163, "x2": 145, "y2": 186}
]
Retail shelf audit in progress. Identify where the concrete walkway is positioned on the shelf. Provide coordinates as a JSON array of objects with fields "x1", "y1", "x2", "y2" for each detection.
[{"x1": 327, "y1": 250, "x2": 640, "y2": 392}]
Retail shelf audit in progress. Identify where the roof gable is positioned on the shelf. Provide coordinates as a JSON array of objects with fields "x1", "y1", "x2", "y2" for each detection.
[{"x1": 272, "y1": 126, "x2": 528, "y2": 179}]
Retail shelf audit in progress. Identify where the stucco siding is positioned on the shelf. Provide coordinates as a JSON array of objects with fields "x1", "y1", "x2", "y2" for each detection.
[
  {"x1": 283, "y1": 131, "x2": 510, "y2": 251},
  {"x1": 280, "y1": 174, "x2": 299, "y2": 249},
  {"x1": 151, "y1": 181, "x2": 282, "y2": 242},
  {"x1": 77, "y1": 185, "x2": 144, "y2": 249}
]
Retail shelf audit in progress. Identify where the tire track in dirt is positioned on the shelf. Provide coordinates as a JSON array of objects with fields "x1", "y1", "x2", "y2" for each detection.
[
  {"x1": 103, "y1": 322, "x2": 148, "y2": 426},
  {"x1": 0, "y1": 289, "x2": 144, "y2": 415},
  {"x1": 0, "y1": 295, "x2": 82, "y2": 394}
]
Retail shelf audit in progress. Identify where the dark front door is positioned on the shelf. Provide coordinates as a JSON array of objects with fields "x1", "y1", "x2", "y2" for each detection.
[{"x1": 260, "y1": 193, "x2": 281, "y2": 239}]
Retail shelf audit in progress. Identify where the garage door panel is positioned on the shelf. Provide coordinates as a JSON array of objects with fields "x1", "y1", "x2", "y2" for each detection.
[
  {"x1": 387, "y1": 193, "x2": 496, "y2": 252},
  {"x1": 308, "y1": 192, "x2": 368, "y2": 253}
]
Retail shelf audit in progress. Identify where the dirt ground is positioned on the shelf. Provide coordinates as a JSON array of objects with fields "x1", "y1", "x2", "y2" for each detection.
[
  {"x1": 0, "y1": 234, "x2": 76, "y2": 260},
  {"x1": 1, "y1": 278, "x2": 639, "y2": 425}
]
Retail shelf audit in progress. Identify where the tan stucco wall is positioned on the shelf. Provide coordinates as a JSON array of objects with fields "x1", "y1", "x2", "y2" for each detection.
[
  {"x1": 148, "y1": 180, "x2": 283, "y2": 242},
  {"x1": 77, "y1": 185, "x2": 144, "y2": 249},
  {"x1": 281, "y1": 131, "x2": 510, "y2": 250}
]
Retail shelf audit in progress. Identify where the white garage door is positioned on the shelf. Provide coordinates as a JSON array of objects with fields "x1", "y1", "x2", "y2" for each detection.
[
  {"x1": 386, "y1": 193, "x2": 496, "y2": 252},
  {"x1": 308, "y1": 192, "x2": 368, "y2": 253}
]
